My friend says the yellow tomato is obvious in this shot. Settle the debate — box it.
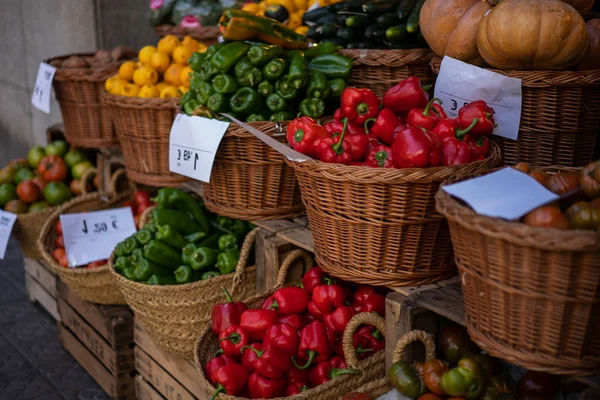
[163,63,184,86]
[295,25,309,35]
[121,83,140,97]
[178,85,189,94]
[172,45,193,65]
[288,11,303,29]
[181,36,206,53]
[155,81,169,93]
[159,85,180,98]
[293,0,307,11]
[118,61,138,81]
[104,75,122,92]
[157,35,181,56]
[133,65,159,86]
[242,3,263,13]
[179,66,193,87]
[138,84,159,98]
[138,45,157,65]
[150,51,171,73]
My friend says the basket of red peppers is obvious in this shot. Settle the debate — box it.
[283,76,502,289]
[194,250,389,399]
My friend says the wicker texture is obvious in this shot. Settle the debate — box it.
[431,57,600,167]
[37,191,131,304]
[14,206,58,259]
[340,48,436,98]
[202,121,304,220]
[101,93,187,187]
[47,53,119,149]
[111,228,260,360]
[286,143,501,288]
[154,24,219,44]
[436,168,600,375]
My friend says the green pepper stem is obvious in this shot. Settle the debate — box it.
[372,329,382,340]
[332,118,348,155]
[222,287,233,303]
[214,349,224,357]
[211,384,225,400]
[456,118,478,141]
[240,345,264,357]
[330,368,361,379]
[423,98,442,117]
[269,299,280,311]
[364,118,376,134]
[356,346,374,355]
[375,151,388,168]
[219,332,240,344]
[421,84,433,91]
[356,102,369,115]
[292,350,317,370]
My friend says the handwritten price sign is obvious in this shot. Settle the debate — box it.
[31,62,57,114]
[0,210,17,259]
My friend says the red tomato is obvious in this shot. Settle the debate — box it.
[134,190,151,206]
[122,200,137,215]
[37,155,68,182]
[17,180,41,203]
[69,179,83,196]
[55,220,63,236]
[52,248,68,267]
[31,176,47,192]
[88,260,107,268]
[418,395,443,400]
[54,235,64,249]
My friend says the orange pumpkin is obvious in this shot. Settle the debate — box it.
[578,19,600,70]
[477,0,589,70]
[562,0,595,16]
[420,0,493,65]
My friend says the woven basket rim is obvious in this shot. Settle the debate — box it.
[17,204,60,220]
[154,24,220,39]
[340,48,434,67]
[101,91,180,109]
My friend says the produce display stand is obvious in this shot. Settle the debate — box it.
[24,257,60,321]
[56,280,135,399]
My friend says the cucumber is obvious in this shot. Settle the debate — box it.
[336,13,349,25]
[303,7,333,24]
[337,26,360,42]
[365,24,382,39]
[397,0,417,22]
[307,25,323,41]
[376,13,399,29]
[342,0,367,12]
[346,13,371,28]
[371,29,387,43]
[385,25,408,43]
[316,13,337,25]
[363,0,401,16]
[327,2,347,12]
[406,0,425,33]
[318,23,341,38]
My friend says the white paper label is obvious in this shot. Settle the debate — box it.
[169,114,230,183]
[31,62,57,114]
[0,210,17,260]
[434,56,522,140]
[442,168,559,220]
[60,207,137,267]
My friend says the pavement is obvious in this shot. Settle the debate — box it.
[0,237,110,400]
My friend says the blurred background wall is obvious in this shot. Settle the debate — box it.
[0,0,155,165]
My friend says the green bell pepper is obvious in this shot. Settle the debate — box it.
[143,240,182,269]
[198,233,221,249]
[174,265,201,284]
[216,250,240,275]
[230,87,263,115]
[204,42,227,59]
[122,267,138,281]
[215,216,236,232]
[275,78,298,101]
[147,275,178,286]
[211,42,251,73]
[212,74,239,94]
[114,256,133,271]
[189,52,206,73]
[185,231,208,243]
[207,92,230,113]
[151,187,177,208]
[121,236,140,256]
[144,221,158,233]
[257,80,274,97]
[201,270,222,280]
[270,111,294,121]
[230,220,249,236]
[131,248,144,264]
[114,242,127,257]
[300,98,325,118]
[163,189,211,232]
[235,57,263,87]
[151,208,202,235]
[189,73,204,92]
[308,54,353,79]
[156,224,189,249]
[248,44,282,66]
[307,70,330,99]
[288,50,308,89]
[135,229,154,246]
[134,257,171,281]
[190,247,218,270]
[266,93,287,112]
[192,106,215,118]
[182,243,197,265]
[247,112,270,122]
[218,233,239,252]
[328,78,346,98]
[263,58,288,82]
[199,59,218,82]
[183,99,200,115]
[304,41,338,59]
[197,82,215,105]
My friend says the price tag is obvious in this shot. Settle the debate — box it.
[169,114,230,183]
[60,207,137,267]
[434,56,522,140]
[0,210,17,260]
[31,62,57,114]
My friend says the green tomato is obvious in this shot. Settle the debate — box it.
[14,168,36,185]
[28,146,46,168]
[43,181,72,206]
[45,140,69,157]
[71,161,94,179]
[0,183,18,207]
[441,367,484,399]
[0,167,16,184]
[387,360,426,399]
[29,201,51,212]
[64,149,89,168]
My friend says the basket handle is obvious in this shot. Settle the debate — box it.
[342,312,386,369]
[108,168,135,195]
[231,227,260,295]
[273,249,314,290]
[139,205,156,229]
[80,168,97,195]
[392,330,436,364]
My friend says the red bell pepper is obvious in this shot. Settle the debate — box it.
[210,363,249,399]
[364,144,394,168]
[406,98,443,131]
[324,120,369,161]
[211,287,248,335]
[241,342,262,372]
[392,126,442,168]
[358,292,386,317]
[431,118,477,143]
[264,287,310,315]
[312,278,347,314]
[308,301,327,321]
[263,322,299,357]
[334,338,345,358]
[467,136,490,160]
[218,325,250,356]
[316,118,352,164]
[285,382,308,395]
[277,314,308,331]
[442,134,472,166]
[293,321,334,369]
[205,354,238,385]
[287,366,309,384]
[248,372,286,399]
[302,267,326,294]
[325,120,366,136]
[334,108,343,121]
[457,100,495,136]
[353,286,376,307]
[286,116,330,158]
[383,76,431,115]
[364,108,401,146]
[240,345,292,379]
[353,326,385,360]
[324,305,356,335]
[308,357,360,387]
[340,88,381,125]
[240,309,278,342]
[432,103,447,119]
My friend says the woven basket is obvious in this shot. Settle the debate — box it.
[110,228,260,360]
[154,24,219,44]
[340,48,436,99]
[101,92,187,187]
[436,167,600,375]
[202,121,304,220]
[46,53,119,149]
[431,57,600,167]
[285,143,502,288]
[195,310,386,400]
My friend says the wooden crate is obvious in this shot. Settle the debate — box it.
[96,147,125,194]
[134,320,209,400]
[24,257,60,321]
[56,281,135,399]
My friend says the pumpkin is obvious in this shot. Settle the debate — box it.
[562,0,595,16]
[477,0,589,70]
[578,19,600,70]
[420,0,493,65]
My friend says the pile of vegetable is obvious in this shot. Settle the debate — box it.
[0,141,95,214]
[112,188,254,285]
[304,0,428,49]
[148,0,243,29]
[514,160,600,231]
[48,46,136,69]
[181,38,353,121]
[205,267,386,398]
[286,76,494,167]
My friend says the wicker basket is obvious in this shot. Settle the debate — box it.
[46,53,119,149]
[195,310,386,400]
[154,24,219,45]
[101,92,187,187]
[285,143,502,288]
[202,121,304,220]
[340,48,436,99]
[435,167,600,375]
[110,228,260,360]
[431,57,600,167]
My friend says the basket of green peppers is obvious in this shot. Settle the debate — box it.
[109,187,260,359]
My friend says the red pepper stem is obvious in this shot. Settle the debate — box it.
[330,368,361,379]
[292,350,317,370]
[421,84,433,91]
[214,349,224,357]
[211,384,225,400]
[423,98,442,117]
[240,345,264,358]
[372,329,382,340]
[456,118,478,141]
[356,346,374,355]
[222,287,233,303]
[356,102,369,115]
[331,118,348,155]
[364,118,376,134]
[219,332,241,344]
[269,299,280,311]
[375,151,388,168]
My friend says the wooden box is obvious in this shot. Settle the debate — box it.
[24,257,60,321]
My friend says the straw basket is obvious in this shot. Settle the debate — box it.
[154,24,219,45]
[340,48,436,98]
[285,143,502,288]
[101,93,187,187]
[431,57,600,167]
[110,228,259,359]
[195,310,386,400]
[436,167,600,375]
[202,121,304,220]
[46,53,119,149]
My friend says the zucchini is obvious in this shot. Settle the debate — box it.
[365,24,382,39]
[385,25,408,43]
[337,26,360,42]
[336,13,349,25]
[397,0,417,22]
[371,29,387,43]
[363,0,401,16]
[406,0,425,33]
[307,25,323,41]
[316,13,337,25]
[376,13,399,29]
[327,2,347,12]
[303,7,333,24]
[346,13,371,28]
[318,23,341,38]
[342,0,367,12]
